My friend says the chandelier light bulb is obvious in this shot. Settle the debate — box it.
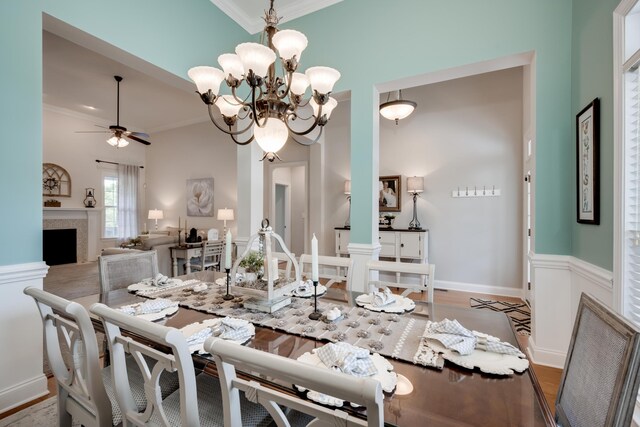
[187,66,225,95]
[235,42,276,77]
[217,53,245,81]
[310,96,338,119]
[305,66,341,94]
[215,95,243,117]
[254,119,288,154]
[272,29,308,62]
[288,72,310,96]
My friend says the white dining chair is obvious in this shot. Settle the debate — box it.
[98,250,159,293]
[90,303,273,427]
[191,240,224,272]
[299,254,354,291]
[365,259,435,302]
[24,287,179,427]
[205,337,384,427]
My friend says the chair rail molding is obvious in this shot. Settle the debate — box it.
[528,252,613,368]
[0,261,49,412]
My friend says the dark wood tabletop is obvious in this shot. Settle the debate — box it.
[74,272,554,427]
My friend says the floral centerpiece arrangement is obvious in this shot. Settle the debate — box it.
[239,250,264,281]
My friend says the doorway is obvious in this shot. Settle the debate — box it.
[269,162,308,257]
[275,183,288,251]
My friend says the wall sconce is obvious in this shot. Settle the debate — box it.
[344,180,351,228]
[217,208,235,236]
[148,209,164,231]
[407,176,424,230]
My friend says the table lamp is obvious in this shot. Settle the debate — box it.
[217,208,234,236]
[407,176,424,230]
[344,180,351,228]
[148,209,164,231]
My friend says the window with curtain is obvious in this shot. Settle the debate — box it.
[620,0,640,325]
[103,175,118,238]
[117,164,139,239]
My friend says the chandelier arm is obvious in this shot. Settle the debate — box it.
[290,126,324,146]
[230,132,255,146]
[250,86,270,129]
[285,103,324,136]
[230,86,251,107]
[275,69,294,101]
[207,105,254,136]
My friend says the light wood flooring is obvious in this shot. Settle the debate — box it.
[1,264,562,420]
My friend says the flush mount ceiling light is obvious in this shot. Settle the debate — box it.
[379,89,417,125]
[188,0,341,162]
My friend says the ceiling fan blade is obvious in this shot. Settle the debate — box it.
[75,130,112,133]
[125,131,150,139]
[94,124,109,129]
[125,134,151,146]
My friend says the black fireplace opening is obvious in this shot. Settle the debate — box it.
[43,228,77,265]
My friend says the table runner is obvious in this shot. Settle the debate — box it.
[133,281,435,367]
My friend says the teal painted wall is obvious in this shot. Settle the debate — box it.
[0,0,246,266]
[571,0,619,270]
[288,0,574,253]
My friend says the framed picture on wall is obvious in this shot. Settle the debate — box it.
[576,98,599,224]
[379,175,401,212]
[186,178,214,217]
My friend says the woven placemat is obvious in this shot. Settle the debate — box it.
[136,282,429,366]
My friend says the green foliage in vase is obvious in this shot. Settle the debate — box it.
[239,250,264,273]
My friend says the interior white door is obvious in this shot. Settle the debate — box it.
[275,183,288,251]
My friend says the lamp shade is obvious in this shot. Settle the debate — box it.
[407,176,424,193]
[310,97,338,119]
[217,53,244,81]
[148,209,164,220]
[217,208,234,221]
[305,66,341,94]
[187,66,225,95]
[254,119,288,153]
[272,29,308,61]
[107,136,129,148]
[344,180,351,195]
[288,72,310,96]
[235,42,276,77]
[380,100,417,121]
[215,95,243,117]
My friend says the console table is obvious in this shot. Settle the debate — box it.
[334,227,429,264]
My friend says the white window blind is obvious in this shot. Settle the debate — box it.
[624,63,640,325]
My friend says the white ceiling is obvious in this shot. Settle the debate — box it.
[43,31,208,135]
[210,0,343,34]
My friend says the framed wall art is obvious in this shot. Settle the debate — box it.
[576,98,599,224]
[379,175,401,212]
[187,178,214,217]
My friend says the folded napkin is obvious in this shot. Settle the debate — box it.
[186,327,213,345]
[315,342,378,377]
[118,298,177,316]
[212,317,253,342]
[371,287,396,307]
[141,273,171,287]
[297,280,313,295]
[424,319,524,357]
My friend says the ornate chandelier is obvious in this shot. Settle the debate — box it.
[188,0,341,162]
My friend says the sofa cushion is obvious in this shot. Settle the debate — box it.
[142,236,178,250]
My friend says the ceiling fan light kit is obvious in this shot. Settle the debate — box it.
[188,0,340,162]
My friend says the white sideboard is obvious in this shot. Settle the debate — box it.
[334,228,429,264]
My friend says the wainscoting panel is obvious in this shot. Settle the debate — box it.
[529,253,613,368]
[0,262,49,413]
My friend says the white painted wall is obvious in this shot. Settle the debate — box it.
[145,121,238,235]
[379,68,524,291]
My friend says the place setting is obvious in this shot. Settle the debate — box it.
[116,298,179,321]
[295,341,398,407]
[179,316,255,354]
[355,285,415,313]
[287,279,327,298]
[127,273,184,294]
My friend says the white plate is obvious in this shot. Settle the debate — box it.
[179,318,255,354]
[355,293,415,313]
[288,284,327,298]
[127,278,183,293]
[295,349,397,407]
[118,303,179,322]
[426,340,529,375]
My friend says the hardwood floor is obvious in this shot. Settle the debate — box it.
[2,266,562,421]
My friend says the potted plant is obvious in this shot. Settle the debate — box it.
[239,250,264,282]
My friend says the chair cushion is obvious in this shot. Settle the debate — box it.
[102,356,180,426]
[151,374,273,427]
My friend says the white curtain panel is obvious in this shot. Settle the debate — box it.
[117,164,139,239]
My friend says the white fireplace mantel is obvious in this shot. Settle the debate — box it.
[43,207,102,261]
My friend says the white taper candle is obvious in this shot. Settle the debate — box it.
[311,234,319,281]
[225,230,232,269]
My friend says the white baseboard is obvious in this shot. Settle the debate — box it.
[0,374,48,414]
[434,279,524,299]
[526,336,566,369]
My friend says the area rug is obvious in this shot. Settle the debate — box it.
[0,397,80,427]
[469,298,531,336]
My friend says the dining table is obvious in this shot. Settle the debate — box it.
[74,270,555,427]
